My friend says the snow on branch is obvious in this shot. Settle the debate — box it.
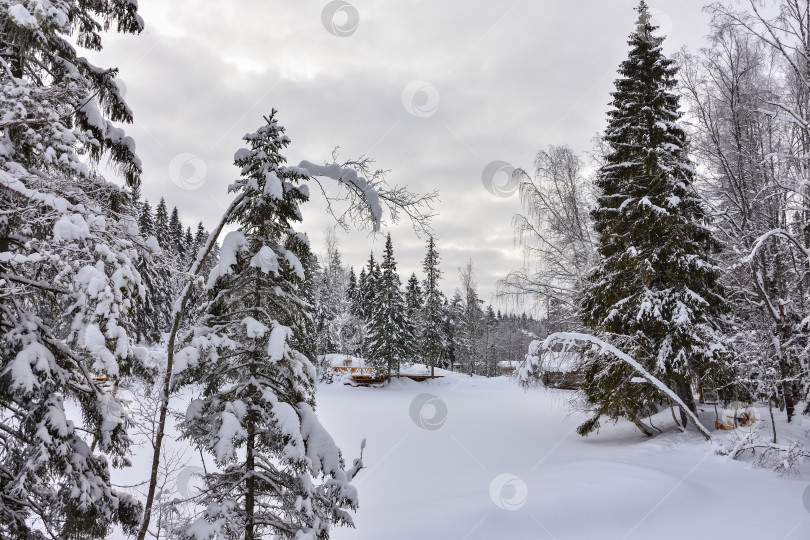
[715,430,809,476]
[298,150,437,236]
[541,332,713,441]
[741,228,810,265]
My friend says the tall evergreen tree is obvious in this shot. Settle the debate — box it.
[578,1,728,436]
[193,221,208,259]
[420,236,444,376]
[0,1,145,537]
[347,267,358,312]
[443,293,464,371]
[365,234,409,378]
[130,183,142,215]
[134,200,174,343]
[176,111,359,539]
[169,206,184,258]
[354,267,367,319]
[357,252,378,322]
[183,226,195,266]
[404,272,423,361]
[139,199,154,237]
[154,198,171,250]
[483,305,498,377]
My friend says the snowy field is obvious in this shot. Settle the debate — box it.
[314,369,810,540]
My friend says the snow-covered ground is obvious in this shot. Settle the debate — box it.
[110,365,810,539]
[316,368,810,540]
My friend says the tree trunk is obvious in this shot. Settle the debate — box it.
[675,379,693,428]
[245,416,255,540]
[669,399,684,431]
[624,405,655,437]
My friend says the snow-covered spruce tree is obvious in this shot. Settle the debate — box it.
[139,199,154,237]
[578,2,729,436]
[356,252,378,323]
[169,206,184,259]
[442,292,463,371]
[404,272,422,361]
[365,234,410,378]
[175,112,359,540]
[183,226,194,266]
[129,195,172,344]
[154,197,171,251]
[0,0,146,537]
[346,267,358,312]
[420,236,444,375]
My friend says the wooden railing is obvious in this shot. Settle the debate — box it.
[331,365,375,376]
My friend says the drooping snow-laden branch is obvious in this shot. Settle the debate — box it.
[298,153,438,236]
[539,332,713,441]
[741,228,810,266]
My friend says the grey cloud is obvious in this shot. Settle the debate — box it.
[91,0,711,306]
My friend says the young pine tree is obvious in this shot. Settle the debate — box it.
[175,112,359,539]
[578,1,728,436]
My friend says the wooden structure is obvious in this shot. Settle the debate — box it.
[331,365,375,377]
[330,364,443,385]
[541,371,582,390]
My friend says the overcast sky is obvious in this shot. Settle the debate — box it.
[91,0,712,309]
